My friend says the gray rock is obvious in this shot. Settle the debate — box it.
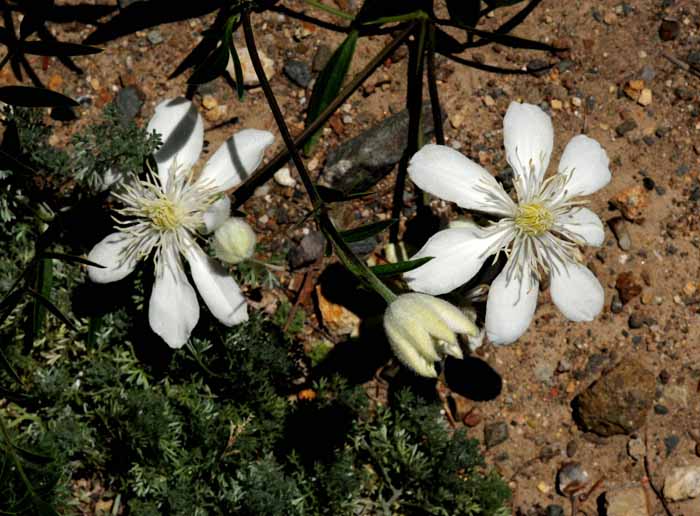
[616,120,637,136]
[628,312,643,329]
[283,60,312,88]
[605,486,647,516]
[557,462,589,495]
[113,86,143,123]
[147,30,164,45]
[483,421,509,448]
[573,359,655,436]
[287,231,325,269]
[664,465,700,501]
[312,45,333,72]
[609,217,631,251]
[640,65,656,82]
[322,103,439,194]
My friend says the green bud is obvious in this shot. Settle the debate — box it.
[212,218,256,264]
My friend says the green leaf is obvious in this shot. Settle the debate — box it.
[339,219,396,243]
[0,86,78,107]
[39,252,105,268]
[370,257,432,278]
[24,287,76,331]
[303,29,358,154]
[187,43,230,84]
[228,44,246,100]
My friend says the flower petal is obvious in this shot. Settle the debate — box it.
[503,102,553,199]
[202,196,231,233]
[147,98,204,188]
[405,225,513,295]
[549,261,604,322]
[149,248,199,349]
[408,144,514,216]
[87,232,139,283]
[557,134,610,198]
[197,129,274,192]
[384,315,438,377]
[185,243,248,326]
[485,266,539,345]
[555,207,605,247]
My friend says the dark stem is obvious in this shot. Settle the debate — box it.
[242,11,396,303]
[426,26,444,146]
[389,19,426,243]
[231,20,417,208]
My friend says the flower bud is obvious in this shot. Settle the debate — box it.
[383,293,478,377]
[212,217,256,264]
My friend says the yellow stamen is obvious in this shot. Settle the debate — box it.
[145,199,184,230]
[514,202,554,236]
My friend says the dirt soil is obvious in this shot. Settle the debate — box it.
[5,0,700,514]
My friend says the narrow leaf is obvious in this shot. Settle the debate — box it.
[303,29,358,154]
[32,258,53,337]
[339,219,396,243]
[0,85,77,107]
[370,257,433,278]
[228,44,245,100]
[21,40,102,57]
[40,252,104,268]
[24,287,76,331]
[188,43,230,85]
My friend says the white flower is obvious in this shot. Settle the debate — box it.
[405,101,611,345]
[383,293,478,378]
[87,97,274,348]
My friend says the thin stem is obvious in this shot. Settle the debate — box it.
[242,12,397,305]
[389,19,427,243]
[303,0,354,21]
[231,21,417,207]
[426,26,444,146]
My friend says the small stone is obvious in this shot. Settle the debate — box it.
[228,46,276,87]
[48,74,63,91]
[659,19,680,41]
[484,421,509,448]
[482,95,496,107]
[283,60,312,88]
[557,462,589,495]
[557,358,572,373]
[315,284,360,336]
[146,30,164,45]
[608,217,631,251]
[573,359,655,436]
[603,11,617,25]
[612,185,649,222]
[312,44,333,72]
[545,504,565,516]
[201,95,218,110]
[566,440,578,458]
[605,486,647,516]
[610,293,624,313]
[654,404,669,415]
[113,86,143,123]
[287,231,325,269]
[616,120,637,137]
[664,435,680,456]
[616,272,642,304]
[550,99,563,110]
[628,313,644,329]
[640,65,656,82]
[627,437,645,461]
[637,88,652,106]
[526,59,550,76]
[664,466,700,501]
[537,481,551,494]
[273,167,296,188]
[642,177,655,190]
[462,409,482,427]
[571,96,582,107]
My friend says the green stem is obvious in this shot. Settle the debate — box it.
[242,12,397,305]
[302,0,355,21]
[231,21,416,208]
[389,19,427,243]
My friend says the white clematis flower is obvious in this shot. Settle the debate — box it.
[383,293,478,378]
[406,101,611,345]
[87,97,274,349]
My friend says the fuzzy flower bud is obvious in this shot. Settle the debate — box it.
[383,293,478,378]
[212,217,256,264]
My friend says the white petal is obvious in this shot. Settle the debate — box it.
[557,134,610,198]
[503,102,553,198]
[405,225,512,296]
[384,316,437,378]
[555,207,605,247]
[422,296,477,336]
[549,261,604,322]
[149,248,199,349]
[185,244,248,326]
[485,266,539,345]
[147,97,204,187]
[87,232,139,283]
[202,196,231,233]
[196,129,274,192]
[408,144,514,216]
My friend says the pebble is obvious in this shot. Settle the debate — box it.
[654,404,669,415]
[616,272,642,304]
[605,486,648,516]
[228,46,275,87]
[550,99,563,110]
[610,293,624,313]
[574,360,655,436]
[566,440,578,458]
[557,462,589,495]
[664,435,680,456]
[609,217,631,251]
[526,59,550,76]
[664,465,700,501]
[640,65,656,82]
[616,120,637,136]
[659,19,680,41]
[612,185,649,222]
[637,88,652,106]
[146,30,163,45]
[545,505,565,516]
[287,231,325,269]
[283,60,312,88]
[312,44,332,72]
[627,437,645,461]
[273,167,296,188]
[628,313,643,329]
[483,421,509,448]
[113,86,143,123]
[201,95,217,110]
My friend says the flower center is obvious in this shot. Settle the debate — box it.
[514,202,554,236]
[145,198,185,231]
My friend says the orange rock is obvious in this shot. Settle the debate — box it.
[612,185,649,222]
[48,74,63,91]
[315,284,360,336]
